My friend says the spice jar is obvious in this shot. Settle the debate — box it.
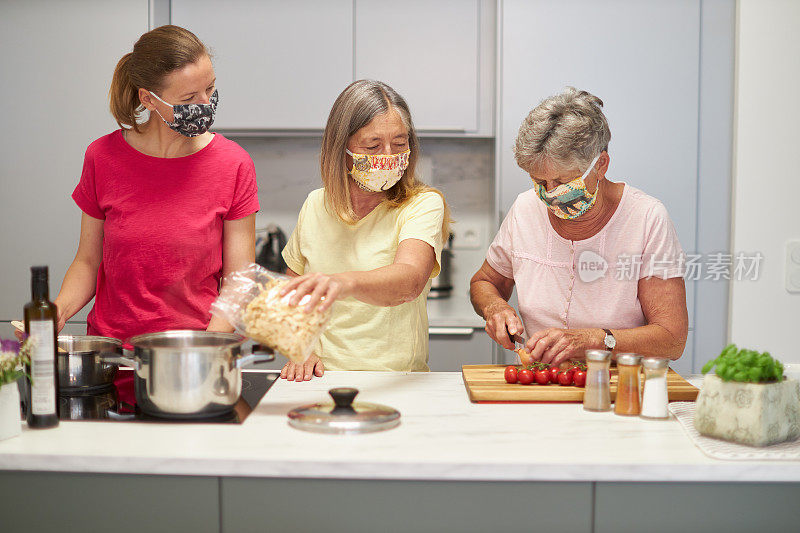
[583,350,612,412]
[614,353,642,416]
[640,358,670,419]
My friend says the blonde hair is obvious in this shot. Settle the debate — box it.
[320,80,451,239]
[513,87,611,174]
[109,25,209,133]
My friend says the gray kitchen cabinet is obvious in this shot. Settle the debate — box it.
[0,1,148,321]
[496,0,735,372]
[428,327,493,371]
[594,482,800,533]
[221,477,592,533]
[355,0,495,135]
[171,0,354,130]
[173,0,495,135]
[0,471,219,533]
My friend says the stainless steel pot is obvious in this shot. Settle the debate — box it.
[101,330,274,418]
[58,335,123,390]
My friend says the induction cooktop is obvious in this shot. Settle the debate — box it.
[23,369,279,424]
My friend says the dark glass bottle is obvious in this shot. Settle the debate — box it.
[23,266,59,428]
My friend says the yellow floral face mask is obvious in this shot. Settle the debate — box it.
[533,154,601,220]
[346,149,410,192]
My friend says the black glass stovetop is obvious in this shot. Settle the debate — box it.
[50,369,278,424]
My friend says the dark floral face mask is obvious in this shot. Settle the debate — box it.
[148,89,219,137]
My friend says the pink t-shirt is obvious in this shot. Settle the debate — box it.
[72,130,259,341]
[486,184,684,338]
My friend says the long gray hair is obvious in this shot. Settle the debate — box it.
[320,79,450,238]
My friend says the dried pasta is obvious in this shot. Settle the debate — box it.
[243,278,330,363]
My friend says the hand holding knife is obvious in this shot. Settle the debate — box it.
[506,326,532,365]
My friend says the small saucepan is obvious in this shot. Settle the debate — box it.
[57,335,123,391]
[100,330,275,419]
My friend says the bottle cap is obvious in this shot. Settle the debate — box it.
[642,357,669,370]
[31,265,48,280]
[585,349,611,362]
[616,353,642,366]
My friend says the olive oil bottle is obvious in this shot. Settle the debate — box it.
[23,266,59,428]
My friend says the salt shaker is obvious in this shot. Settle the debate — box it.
[614,353,642,416]
[583,350,612,412]
[640,357,670,419]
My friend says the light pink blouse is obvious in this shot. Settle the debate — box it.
[486,184,685,337]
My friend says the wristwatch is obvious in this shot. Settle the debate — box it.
[602,328,616,350]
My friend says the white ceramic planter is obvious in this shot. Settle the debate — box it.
[695,374,800,447]
[0,381,22,441]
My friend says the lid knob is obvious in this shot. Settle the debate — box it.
[329,387,358,411]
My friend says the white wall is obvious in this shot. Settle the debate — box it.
[730,0,800,361]
[0,1,148,321]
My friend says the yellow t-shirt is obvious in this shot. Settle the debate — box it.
[282,188,445,371]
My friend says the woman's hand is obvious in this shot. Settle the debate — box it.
[483,301,525,351]
[280,272,351,313]
[525,328,603,367]
[280,354,325,382]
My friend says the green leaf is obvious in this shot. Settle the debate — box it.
[722,344,737,357]
[701,359,716,374]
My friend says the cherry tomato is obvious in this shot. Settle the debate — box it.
[558,371,573,386]
[534,369,550,385]
[504,365,518,384]
[564,368,576,382]
[574,370,587,388]
[549,366,561,384]
[517,369,534,385]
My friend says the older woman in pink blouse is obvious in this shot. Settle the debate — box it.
[470,88,688,367]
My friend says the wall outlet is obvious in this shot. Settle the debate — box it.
[453,222,482,250]
[786,240,800,293]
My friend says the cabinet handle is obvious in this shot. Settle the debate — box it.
[429,327,474,336]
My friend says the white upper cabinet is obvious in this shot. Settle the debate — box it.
[172,0,354,130]
[355,0,483,133]
[172,0,493,135]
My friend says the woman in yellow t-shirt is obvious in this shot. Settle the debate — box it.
[279,79,451,381]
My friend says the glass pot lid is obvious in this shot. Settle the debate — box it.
[287,388,400,434]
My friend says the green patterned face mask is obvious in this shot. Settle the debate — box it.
[533,154,601,220]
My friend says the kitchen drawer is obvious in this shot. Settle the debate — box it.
[595,482,800,533]
[0,472,219,533]
[222,477,592,533]
[428,327,492,371]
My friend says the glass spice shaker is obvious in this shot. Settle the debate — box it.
[640,357,670,419]
[614,353,642,416]
[583,350,612,412]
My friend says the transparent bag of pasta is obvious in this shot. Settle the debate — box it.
[210,263,331,364]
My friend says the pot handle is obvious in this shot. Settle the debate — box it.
[236,344,276,368]
[99,352,139,370]
[106,410,136,421]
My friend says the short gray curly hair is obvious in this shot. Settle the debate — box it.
[513,87,611,175]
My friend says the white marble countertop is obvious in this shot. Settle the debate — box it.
[1,371,798,482]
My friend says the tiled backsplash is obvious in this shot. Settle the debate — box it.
[234,136,495,326]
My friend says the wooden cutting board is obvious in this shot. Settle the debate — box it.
[462,364,699,403]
